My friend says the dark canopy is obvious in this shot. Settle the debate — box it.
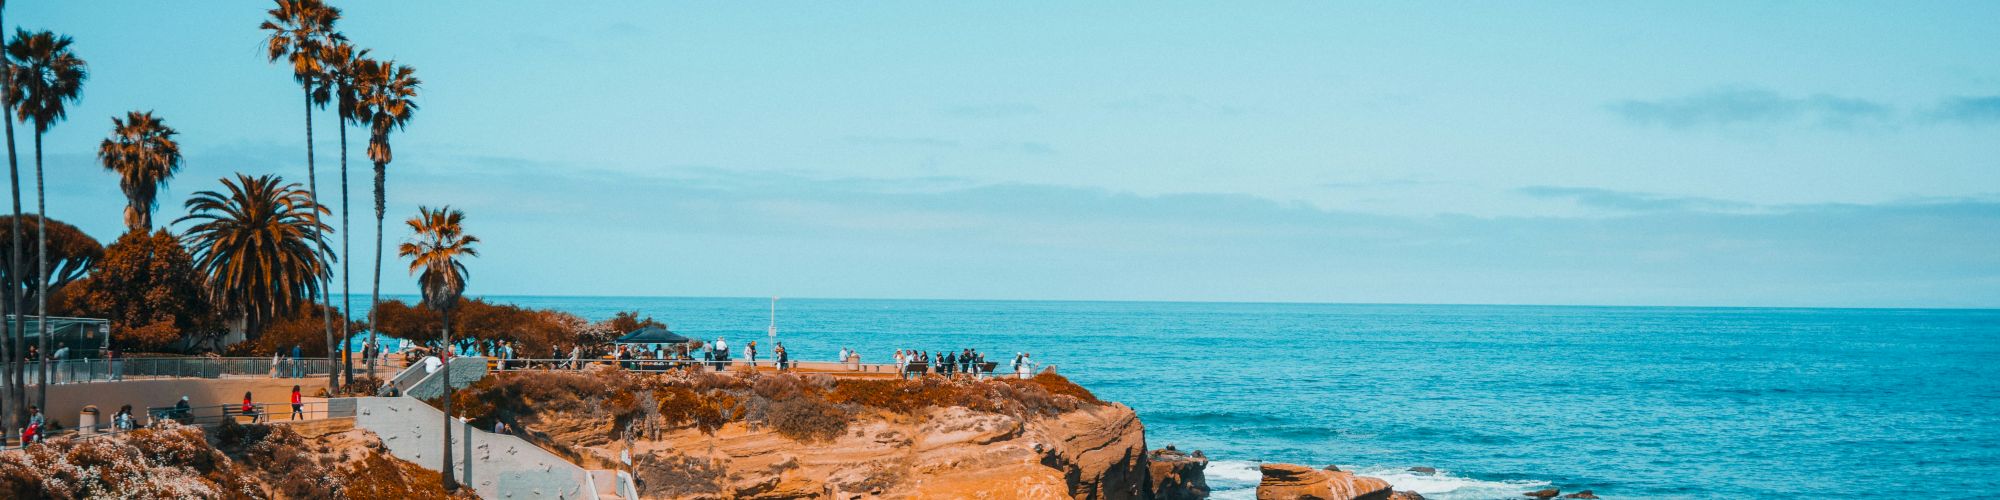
[615,325,691,344]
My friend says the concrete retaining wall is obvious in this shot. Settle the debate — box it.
[354,396,594,499]
[38,377,329,430]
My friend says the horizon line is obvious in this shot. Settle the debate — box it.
[334,292,2000,313]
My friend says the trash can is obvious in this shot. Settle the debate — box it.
[78,405,99,435]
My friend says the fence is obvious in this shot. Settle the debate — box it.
[483,357,1040,379]
[0,399,354,449]
[8,357,337,385]
[142,399,350,428]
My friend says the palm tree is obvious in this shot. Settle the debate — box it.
[176,174,333,341]
[355,59,418,383]
[97,111,182,232]
[261,0,343,390]
[6,29,85,415]
[323,41,369,385]
[399,206,477,492]
[1,0,22,430]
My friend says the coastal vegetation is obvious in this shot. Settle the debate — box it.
[176,174,334,341]
[399,205,476,492]
[447,366,1110,458]
[9,27,87,422]
[96,111,181,232]
[0,0,486,445]
[261,0,344,394]
[63,229,212,351]
[0,419,475,499]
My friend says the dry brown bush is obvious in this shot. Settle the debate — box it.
[765,397,851,442]
[633,451,726,497]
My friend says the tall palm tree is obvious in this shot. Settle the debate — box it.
[176,174,333,341]
[0,0,22,430]
[322,41,369,385]
[97,111,182,232]
[6,29,85,414]
[355,59,418,382]
[261,0,343,390]
[399,206,477,493]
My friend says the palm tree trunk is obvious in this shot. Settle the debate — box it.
[440,305,457,492]
[340,121,353,387]
[33,130,48,414]
[304,84,336,393]
[369,161,384,384]
[0,4,20,432]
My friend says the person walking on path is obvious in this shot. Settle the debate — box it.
[746,340,759,368]
[291,345,304,378]
[774,342,788,370]
[290,385,305,420]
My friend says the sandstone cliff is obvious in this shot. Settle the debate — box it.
[454,368,1159,499]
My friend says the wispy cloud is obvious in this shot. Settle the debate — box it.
[1608,88,1893,130]
[1104,94,1243,116]
[1318,178,1453,190]
[942,102,1039,119]
[1516,186,1754,213]
[842,135,961,149]
[1927,95,2000,125]
[988,141,1056,155]
[51,144,2000,307]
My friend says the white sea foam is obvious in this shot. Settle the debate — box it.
[1203,460,1553,500]
[1348,465,1552,500]
[1205,460,1263,500]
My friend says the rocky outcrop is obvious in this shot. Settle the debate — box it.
[1256,463,1394,500]
[1523,488,1560,499]
[579,401,1148,499]
[1562,491,1598,499]
[1148,447,1208,500]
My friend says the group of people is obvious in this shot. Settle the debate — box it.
[892,349,1035,379]
[606,338,794,372]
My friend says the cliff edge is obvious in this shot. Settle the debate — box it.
[451,367,1162,499]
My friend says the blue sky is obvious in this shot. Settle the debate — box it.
[9,1,2000,307]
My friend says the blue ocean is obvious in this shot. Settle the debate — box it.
[366,296,2000,499]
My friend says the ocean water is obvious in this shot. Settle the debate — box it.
[375,296,2000,499]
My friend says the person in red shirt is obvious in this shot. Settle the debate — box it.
[290,385,304,420]
[242,392,259,423]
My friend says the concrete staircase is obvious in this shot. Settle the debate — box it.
[355,358,635,499]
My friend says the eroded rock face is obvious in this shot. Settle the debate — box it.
[1256,463,1394,500]
[609,403,1149,499]
[1148,448,1209,500]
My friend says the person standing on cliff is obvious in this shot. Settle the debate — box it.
[746,340,759,368]
[774,342,788,370]
[894,350,907,378]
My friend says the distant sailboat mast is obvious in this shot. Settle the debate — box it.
[768,296,779,338]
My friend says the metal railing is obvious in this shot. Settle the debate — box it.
[0,399,352,449]
[483,357,1040,379]
[142,400,345,428]
[8,357,338,385]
